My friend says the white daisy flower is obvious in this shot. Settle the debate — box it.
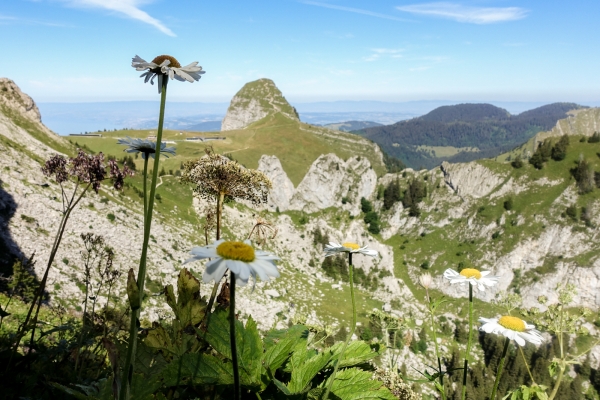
[443,268,499,292]
[184,239,279,286]
[324,242,378,258]
[132,55,205,93]
[479,316,544,346]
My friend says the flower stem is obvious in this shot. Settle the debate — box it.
[429,304,446,400]
[324,252,356,399]
[204,192,226,325]
[143,156,149,218]
[490,337,510,400]
[518,346,535,385]
[119,77,168,400]
[461,283,473,400]
[229,270,240,400]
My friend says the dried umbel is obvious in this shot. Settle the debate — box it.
[42,150,133,193]
[181,147,272,205]
[248,216,278,246]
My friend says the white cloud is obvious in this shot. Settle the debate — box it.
[300,1,413,22]
[67,0,175,36]
[397,2,528,24]
[364,48,404,62]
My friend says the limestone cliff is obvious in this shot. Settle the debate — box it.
[221,78,299,131]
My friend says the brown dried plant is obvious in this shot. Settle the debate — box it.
[247,215,278,247]
[181,146,272,238]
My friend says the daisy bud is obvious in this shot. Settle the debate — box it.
[419,272,433,289]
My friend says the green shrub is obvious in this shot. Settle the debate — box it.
[565,206,578,220]
[511,155,524,168]
[107,213,116,222]
[503,197,514,211]
[360,197,372,213]
[367,221,380,234]
[363,211,379,224]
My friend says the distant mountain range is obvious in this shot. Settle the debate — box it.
[354,102,587,169]
[38,99,600,136]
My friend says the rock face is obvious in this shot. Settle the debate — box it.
[441,161,505,199]
[258,153,377,216]
[0,78,43,124]
[221,78,299,131]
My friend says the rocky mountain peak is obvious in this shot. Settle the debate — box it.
[221,78,299,131]
[0,78,43,124]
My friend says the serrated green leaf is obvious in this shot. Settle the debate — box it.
[127,268,140,310]
[164,269,206,326]
[161,353,234,386]
[263,325,308,373]
[287,348,333,394]
[522,386,530,400]
[164,284,177,313]
[238,316,264,386]
[145,325,173,353]
[204,309,232,358]
[130,373,163,400]
[203,310,263,387]
[328,341,380,368]
[324,368,397,400]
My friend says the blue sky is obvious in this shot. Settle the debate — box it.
[2,0,599,103]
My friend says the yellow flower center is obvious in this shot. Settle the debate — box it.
[460,268,482,279]
[216,241,255,262]
[152,55,181,68]
[342,242,360,250]
[498,316,526,332]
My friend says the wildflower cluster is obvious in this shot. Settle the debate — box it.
[42,150,133,193]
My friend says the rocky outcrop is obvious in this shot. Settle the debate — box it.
[535,108,600,146]
[441,161,505,199]
[0,78,43,124]
[258,153,377,216]
[221,78,299,131]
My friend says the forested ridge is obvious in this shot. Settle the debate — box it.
[356,102,585,169]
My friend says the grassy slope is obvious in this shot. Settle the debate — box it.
[73,113,385,186]
[384,138,600,299]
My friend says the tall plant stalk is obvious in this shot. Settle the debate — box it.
[119,78,168,400]
[461,284,474,400]
[428,304,446,400]
[324,253,356,399]
[205,192,226,319]
[490,337,510,400]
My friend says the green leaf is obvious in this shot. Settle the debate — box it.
[164,269,206,327]
[145,324,173,354]
[328,341,381,368]
[204,310,263,387]
[127,268,141,310]
[237,316,264,387]
[548,361,559,378]
[130,373,163,400]
[161,353,234,386]
[324,368,396,400]
[263,325,308,373]
[204,309,232,358]
[287,347,333,394]
[0,304,10,318]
